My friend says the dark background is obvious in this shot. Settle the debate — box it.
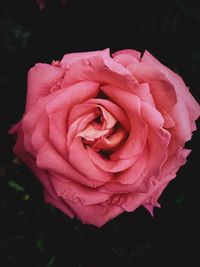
[0,0,200,266]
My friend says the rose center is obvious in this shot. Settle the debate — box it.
[77,106,127,153]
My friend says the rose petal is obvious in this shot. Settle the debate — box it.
[141,102,171,177]
[46,81,100,156]
[61,48,110,66]
[111,120,146,161]
[160,144,191,180]
[112,49,141,63]
[31,113,49,152]
[108,171,175,213]
[100,108,170,194]
[101,85,147,160]
[98,105,117,129]
[61,55,138,92]
[77,124,109,141]
[63,199,124,227]
[85,99,130,131]
[26,63,65,112]
[92,127,127,151]
[67,114,90,147]
[134,83,156,107]
[67,111,101,147]
[68,137,113,183]
[36,141,104,188]
[23,97,49,156]
[169,101,192,144]
[46,81,100,114]
[87,146,134,173]
[163,112,175,128]
[98,147,149,193]
[128,61,177,113]
[141,102,164,128]
[141,50,200,126]
[68,104,97,127]
[69,100,129,133]
[145,128,170,178]
[113,147,149,186]
[50,175,111,206]
[113,53,139,67]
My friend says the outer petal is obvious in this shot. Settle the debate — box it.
[31,112,49,152]
[25,63,65,112]
[140,102,171,178]
[50,175,111,206]
[141,50,200,127]
[61,48,134,84]
[61,49,110,66]
[61,55,138,92]
[108,172,175,213]
[23,81,99,158]
[112,49,141,63]
[63,199,124,227]
[23,97,50,156]
[133,83,156,107]
[128,62,177,113]
[160,144,191,181]
[169,101,192,144]
[12,124,57,198]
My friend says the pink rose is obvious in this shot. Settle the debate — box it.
[10,49,200,227]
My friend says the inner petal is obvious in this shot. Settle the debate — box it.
[92,127,127,151]
[77,124,110,141]
[98,105,117,129]
[67,111,100,148]
[77,105,117,143]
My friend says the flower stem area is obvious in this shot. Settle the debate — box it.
[0,0,200,266]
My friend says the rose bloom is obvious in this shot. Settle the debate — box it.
[10,49,200,227]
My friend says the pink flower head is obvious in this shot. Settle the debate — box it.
[10,49,200,227]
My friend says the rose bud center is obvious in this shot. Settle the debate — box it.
[77,106,127,155]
